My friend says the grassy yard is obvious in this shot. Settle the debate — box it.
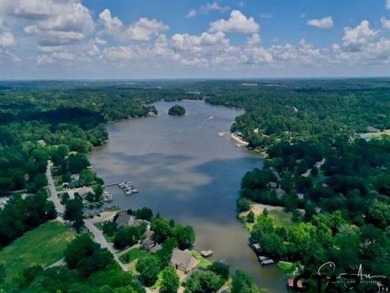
[268,210,293,228]
[0,221,76,285]
[94,222,115,242]
[191,250,212,269]
[241,209,293,230]
[277,261,299,277]
[119,248,149,264]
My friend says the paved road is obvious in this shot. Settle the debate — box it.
[84,219,127,271]
[46,161,127,271]
[46,161,65,214]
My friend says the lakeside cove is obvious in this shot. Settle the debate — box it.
[89,101,287,292]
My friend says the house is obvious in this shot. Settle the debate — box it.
[116,213,150,228]
[142,238,156,250]
[149,243,162,253]
[170,248,193,273]
[116,213,135,227]
[367,126,379,133]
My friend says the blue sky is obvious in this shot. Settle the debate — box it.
[0,0,390,79]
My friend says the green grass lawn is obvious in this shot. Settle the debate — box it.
[119,248,149,264]
[94,223,115,242]
[191,250,212,269]
[277,261,299,277]
[0,221,76,285]
[268,210,293,228]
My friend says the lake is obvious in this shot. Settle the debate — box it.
[89,100,287,292]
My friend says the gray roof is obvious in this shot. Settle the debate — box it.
[170,248,192,271]
[116,213,135,227]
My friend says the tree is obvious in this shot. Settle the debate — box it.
[160,267,179,293]
[368,201,390,228]
[232,270,259,293]
[64,233,98,269]
[134,207,153,221]
[175,225,195,250]
[208,261,230,280]
[136,256,161,286]
[68,153,90,174]
[247,211,255,223]
[261,233,286,259]
[79,169,95,186]
[64,198,84,231]
[156,238,178,266]
[0,263,6,284]
[237,197,251,212]
[113,226,138,249]
[184,270,222,293]
[168,105,186,116]
[152,217,173,243]
[102,221,118,237]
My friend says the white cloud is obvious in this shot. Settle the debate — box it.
[209,10,260,34]
[200,2,230,14]
[307,16,333,29]
[186,9,197,18]
[387,0,390,9]
[3,0,95,47]
[343,20,377,49]
[172,31,229,52]
[381,17,390,30]
[0,31,16,48]
[99,9,168,41]
[186,2,230,18]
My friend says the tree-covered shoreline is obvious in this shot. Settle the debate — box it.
[0,79,389,291]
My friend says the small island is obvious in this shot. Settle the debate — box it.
[168,104,186,116]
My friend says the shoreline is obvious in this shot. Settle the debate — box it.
[230,133,249,146]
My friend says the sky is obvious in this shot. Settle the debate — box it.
[0,0,390,79]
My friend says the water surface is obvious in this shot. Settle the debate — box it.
[90,101,286,292]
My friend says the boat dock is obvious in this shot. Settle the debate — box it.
[258,256,275,266]
[200,250,213,257]
[118,181,139,195]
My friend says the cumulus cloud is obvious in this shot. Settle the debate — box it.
[2,0,95,47]
[209,10,260,33]
[343,20,377,49]
[99,9,168,41]
[307,16,333,29]
[381,17,390,30]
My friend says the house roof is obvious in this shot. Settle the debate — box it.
[116,213,135,227]
[170,248,192,271]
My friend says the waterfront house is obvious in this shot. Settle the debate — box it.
[116,213,150,228]
[170,248,193,273]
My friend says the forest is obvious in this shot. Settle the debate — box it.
[0,79,389,291]
[201,79,390,290]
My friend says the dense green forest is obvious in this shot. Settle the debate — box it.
[198,79,390,290]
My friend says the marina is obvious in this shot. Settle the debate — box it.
[118,181,139,195]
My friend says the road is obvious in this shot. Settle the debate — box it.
[45,161,127,271]
[46,161,65,214]
[84,219,127,271]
